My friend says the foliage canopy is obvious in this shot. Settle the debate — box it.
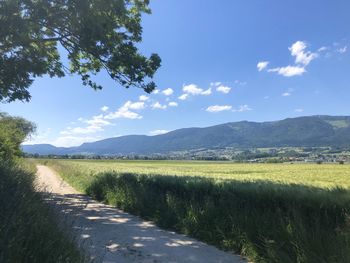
[0,0,161,102]
[0,112,35,162]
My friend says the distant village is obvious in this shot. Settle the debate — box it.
[25,146,350,164]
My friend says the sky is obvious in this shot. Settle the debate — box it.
[1,0,350,147]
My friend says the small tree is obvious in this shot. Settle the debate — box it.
[0,112,36,163]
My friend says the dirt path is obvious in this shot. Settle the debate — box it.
[35,165,246,263]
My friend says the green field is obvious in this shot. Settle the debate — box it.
[44,159,350,190]
[41,159,350,263]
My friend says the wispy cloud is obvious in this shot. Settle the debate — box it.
[201,88,212,95]
[105,101,143,120]
[295,108,304,112]
[257,61,269,71]
[151,102,167,110]
[61,114,112,135]
[168,101,178,107]
[268,66,306,77]
[101,106,109,112]
[233,105,252,112]
[206,105,232,112]
[183,84,204,95]
[52,135,102,147]
[182,84,212,96]
[337,46,347,54]
[139,95,149,101]
[125,101,145,110]
[149,129,169,136]
[216,85,231,94]
[178,94,189,100]
[282,92,291,97]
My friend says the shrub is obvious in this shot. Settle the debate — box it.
[0,163,83,262]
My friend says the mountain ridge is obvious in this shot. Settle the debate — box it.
[22,115,350,155]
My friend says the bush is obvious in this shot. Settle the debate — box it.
[86,172,350,263]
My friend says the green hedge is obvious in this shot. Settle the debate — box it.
[86,172,350,263]
[0,163,83,263]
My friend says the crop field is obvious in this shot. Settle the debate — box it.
[42,159,350,190]
[40,159,350,262]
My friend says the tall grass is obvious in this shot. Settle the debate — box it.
[44,159,350,263]
[86,173,350,263]
[0,161,83,263]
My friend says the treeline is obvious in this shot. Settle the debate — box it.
[25,149,349,163]
[0,113,83,262]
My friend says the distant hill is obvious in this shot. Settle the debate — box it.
[22,115,350,155]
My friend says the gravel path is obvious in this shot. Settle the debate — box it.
[35,165,246,263]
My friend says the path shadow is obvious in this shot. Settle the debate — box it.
[39,191,244,263]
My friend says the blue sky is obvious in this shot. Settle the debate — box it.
[1,0,350,147]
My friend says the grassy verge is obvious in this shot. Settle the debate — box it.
[43,159,350,263]
[0,161,83,263]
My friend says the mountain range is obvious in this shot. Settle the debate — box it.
[22,115,350,155]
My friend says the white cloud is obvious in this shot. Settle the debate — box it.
[264,41,319,78]
[282,92,291,97]
[268,66,306,77]
[295,108,304,112]
[151,102,167,110]
[105,101,143,120]
[149,129,169,136]
[69,126,103,134]
[289,41,318,66]
[124,101,145,110]
[168,101,178,107]
[52,136,102,147]
[183,84,203,95]
[61,114,112,135]
[210,82,222,87]
[182,84,213,97]
[153,89,160,94]
[318,46,328,52]
[257,61,269,71]
[139,95,149,101]
[178,94,189,100]
[101,106,109,112]
[337,46,347,54]
[201,88,212,95]
[206,105,232,113]
[234,80,247,86]
[216,85,231,94]
[86,114,111,127]
[233,105,252,112]
[162,88,174,96]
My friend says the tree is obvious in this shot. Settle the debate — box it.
[0,112,36,162]
[0,0,161,102]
